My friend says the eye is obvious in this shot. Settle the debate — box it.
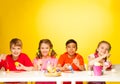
[12,47,15,50]
[106,48,109,51]
[100,46,104,49]
[73,46,76,48]
[17,47,21,50]
[41,47,44,49]
[46,47,49,49]
[67,46,71,48]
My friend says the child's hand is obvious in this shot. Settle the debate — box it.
[56,64,63,71]
[103,60,112,70]
[101,51,110,58]
[37,59,42,65]
[0,54,7,60]
[73,58,80,67]
[37,59,42,70]
[63,63,70,71]
[16,63,25,70]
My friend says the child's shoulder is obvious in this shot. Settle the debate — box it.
[50,58,57,63]
[50,57,57,61]
[60,52,70,59]
[19,53,29,58]
[20,53,27,55]
[6,54,11,57]
[76,53,82,56]
[33,58,39,64]
[75,53,84,60]
[6,54,12,59]
[61,52,68,56]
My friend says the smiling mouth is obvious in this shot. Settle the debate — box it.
[13,53,19,56]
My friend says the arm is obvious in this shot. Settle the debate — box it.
[103,60,112,70]
[32,59,39,71]
[88,53,110,66]
[73,56,85,71]
[19,53,34,71]
[16,63,33,71]
[57,63,71,71]
[33,59,42,70]
[22,66,33,71]
[57,54,67,71]
[77,65,85,71]
[0,54,7,70]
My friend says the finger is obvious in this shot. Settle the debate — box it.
[18,63,24,67]
[16,66,21,70]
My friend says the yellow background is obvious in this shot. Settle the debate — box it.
[0,0,120,84]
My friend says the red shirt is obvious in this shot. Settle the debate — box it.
[0,60,4,69]
[2,53,33,71]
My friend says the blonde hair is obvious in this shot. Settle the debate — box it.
[10,38,22,48]
[96,40,111,52]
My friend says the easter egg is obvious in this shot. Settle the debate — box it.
[15,62,20,66]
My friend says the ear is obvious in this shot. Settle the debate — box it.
[96,48,99,52]
[65,46,67,49]
[76,47,77,51]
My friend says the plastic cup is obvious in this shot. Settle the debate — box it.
[93,65,103,76]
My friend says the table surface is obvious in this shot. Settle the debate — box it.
[0,64,120,82]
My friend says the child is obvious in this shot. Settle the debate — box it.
[33,39,57,84]
[57,39,85,84]
[1,38,33,84]
[88,40,112,84]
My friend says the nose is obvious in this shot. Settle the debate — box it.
[102,49,107,54]
[14,49,19,53]
[70,48,73,50]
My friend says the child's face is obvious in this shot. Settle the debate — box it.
[40,43,50,57]
[10,45,22,57]
[97,43,110,55]
[66,43,77,56]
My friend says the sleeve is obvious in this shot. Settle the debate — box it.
[0,55,6,69]
[0,58,2,69]
[57,54,65,67]
[23,54,33,67]
[0,60,4,69]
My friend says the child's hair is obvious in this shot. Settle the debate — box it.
[10,38,22,48]
[96,40,111,52]
[66,39,78,49]
[36,39,57,59]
